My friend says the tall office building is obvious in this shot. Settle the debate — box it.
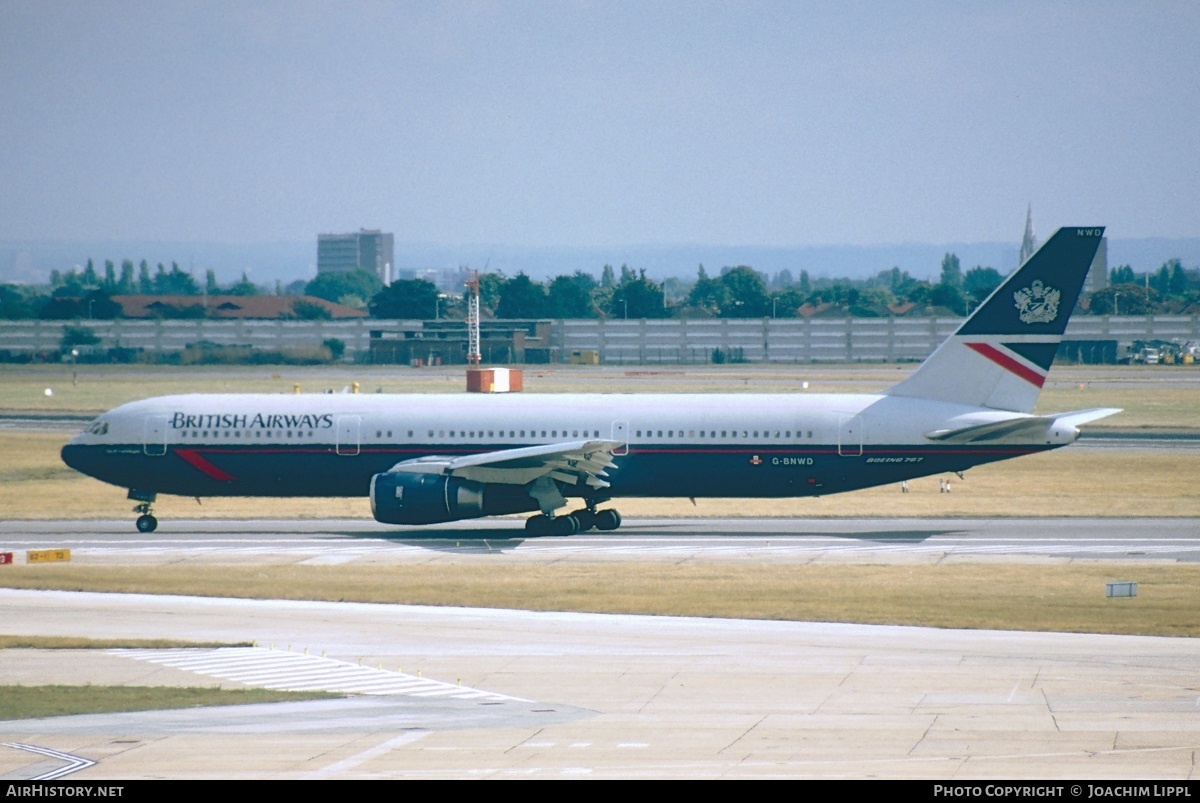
[317,229,394,283]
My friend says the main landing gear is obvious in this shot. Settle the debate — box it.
[128,489,158,533]
[524,505,622,536]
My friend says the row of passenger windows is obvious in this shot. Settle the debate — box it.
[635,429,816,439]
[423,429,602,439]
[416,429,815,440]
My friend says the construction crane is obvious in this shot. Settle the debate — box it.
[464,270,481,367]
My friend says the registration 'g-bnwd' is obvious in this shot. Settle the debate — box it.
[63,227,1117,535]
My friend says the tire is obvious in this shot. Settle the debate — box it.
[594,509,621,531]
[136,514,158,533]
[551,515,580,536]
[525,515,551,536]
[571,509,597,531]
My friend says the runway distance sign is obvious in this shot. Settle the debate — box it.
[27,548,71,563]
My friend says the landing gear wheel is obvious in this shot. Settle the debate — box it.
[525,515,551,536]
[594,509,622,531]
[525,514,580,536]
[550,515,580,536]
[131,495,158,534]
[570,509,597,532]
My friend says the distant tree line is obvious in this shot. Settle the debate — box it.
[4,253,1199,322]
[351,255,1125,322]
[0,258,293,320]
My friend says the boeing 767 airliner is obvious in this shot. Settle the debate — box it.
[62,227,1117,535]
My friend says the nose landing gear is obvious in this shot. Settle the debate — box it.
[128,489,158,533]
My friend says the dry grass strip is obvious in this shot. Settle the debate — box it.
[0,635,248,649]
[3,562,1196,637]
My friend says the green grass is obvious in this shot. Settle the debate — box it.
[0,685,338,721]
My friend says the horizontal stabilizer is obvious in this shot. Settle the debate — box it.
[925,408,1120,443]
[1046,407,1124,429]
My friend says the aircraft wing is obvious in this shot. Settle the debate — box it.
[924,408,1121,443]
[386,439,623,489]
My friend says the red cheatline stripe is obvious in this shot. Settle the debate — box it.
[965,342,1046,387]
[176,449,237,481]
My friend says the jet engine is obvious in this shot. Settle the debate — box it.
[369,471,539,525]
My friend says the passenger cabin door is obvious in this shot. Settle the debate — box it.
[611,420,629,455]
[838,415,863,457]
[143,415,168,457]
[336,415,361,456]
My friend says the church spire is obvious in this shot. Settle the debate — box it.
[1019,204,1038,266]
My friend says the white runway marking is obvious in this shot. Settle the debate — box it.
[1,742,96,780]
[111,647,527,701]
[300,731,430,780]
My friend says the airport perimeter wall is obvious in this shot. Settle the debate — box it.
[2,315,1198,364]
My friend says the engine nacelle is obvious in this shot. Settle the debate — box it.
[370,472,540,525]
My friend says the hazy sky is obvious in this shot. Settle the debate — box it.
[2,0,1197,248]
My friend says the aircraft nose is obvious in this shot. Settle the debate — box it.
[61,440,84,471]
[61,430,95,474]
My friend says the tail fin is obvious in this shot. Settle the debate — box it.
[886,226,1104,413]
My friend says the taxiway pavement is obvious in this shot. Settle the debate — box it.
[3,589,1200,780]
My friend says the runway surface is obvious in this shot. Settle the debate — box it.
[1,517,1199,779]
[2,516,1200,563]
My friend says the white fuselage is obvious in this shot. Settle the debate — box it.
[62,390,1066,501]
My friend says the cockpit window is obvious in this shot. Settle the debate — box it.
[86,420,109,436]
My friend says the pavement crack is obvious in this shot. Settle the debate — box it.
[1042,687,1061,732]
[507,727,545,755]
[719,715,765,755]
[909,715,937,756]
[638,671,679,714]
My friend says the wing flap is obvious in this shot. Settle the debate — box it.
[387,439,624,489]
